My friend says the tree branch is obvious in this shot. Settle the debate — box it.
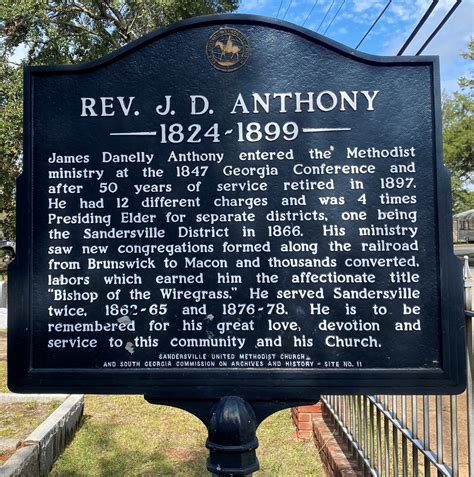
[64,22,103,39]
[65,2,121,48]
[92,0,130,42]
[126,11,140,40]
[70,2,105,23]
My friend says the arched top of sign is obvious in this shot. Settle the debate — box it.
[12,8,465,398]
[27,14,438,74]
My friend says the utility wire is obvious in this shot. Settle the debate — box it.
[324,0,346,35]
[317,0,336,32]
[397,0,439,55]
[355,0,392,50]
[302,0,320,26]
[283,0,294,19]
[416,0,462,55]
[276,0,285,18]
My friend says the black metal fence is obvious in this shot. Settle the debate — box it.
[322,257,473,476]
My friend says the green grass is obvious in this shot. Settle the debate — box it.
[454,252,474,265]
[0,401,59,440]
[0,362,6,393]
[0,357,60,441]
[0,332,322,475]
[50,395,323,477]
[0,329,6,392]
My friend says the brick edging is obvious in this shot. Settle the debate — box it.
[291,403,322,439]
[312,410,363,476]
[291,403,363,476]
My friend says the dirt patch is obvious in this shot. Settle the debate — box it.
[0,437,21,465]
[0,449,16,465]
[0,437,19,464]
[164,447,205,462]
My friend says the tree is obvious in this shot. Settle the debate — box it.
[0,56,22,239]
[0,0,239,238]
[442,38,474,214]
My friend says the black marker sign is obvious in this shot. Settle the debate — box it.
[9,15,465,398]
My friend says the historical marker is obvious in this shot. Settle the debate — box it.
[9,15,465,399]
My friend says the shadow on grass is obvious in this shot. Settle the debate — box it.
[52,414,208,477]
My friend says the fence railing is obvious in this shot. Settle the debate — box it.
[321,257,474,477]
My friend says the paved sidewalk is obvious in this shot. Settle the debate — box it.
[454,243,474,256]
[0,308,6,329]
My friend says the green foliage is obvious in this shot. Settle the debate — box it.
[442,38,474,214]
[458,38,474,90]
[1,1,239,64]
[451,177,474,214]
[0,0,239,238]
[0,57,22,238]
[443,91,473,180]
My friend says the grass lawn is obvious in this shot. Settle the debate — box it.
[0,401,59,440]
[0,331,59,464]
[0,330,7,393]
[0,332,323,476]
[457,253,474,266]
[0,361,6,393]
[453,248,474,266]
[1,357,59,442]
[465,252,474,264]
[50,395,323,477]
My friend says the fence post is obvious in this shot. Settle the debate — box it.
[463,257,473,477]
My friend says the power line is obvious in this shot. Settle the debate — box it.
[276,0,285,18]
[317,0,336,32]
[355,0,392,50]
[283,0,294,20]
[324,0,346,35]
[416,0,462,55]
[397,0,439,55]
[302,0,320,26]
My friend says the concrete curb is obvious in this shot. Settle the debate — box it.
[0,445,39,477]
[0,395,84,477]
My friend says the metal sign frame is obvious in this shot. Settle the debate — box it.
[8,14,465,399]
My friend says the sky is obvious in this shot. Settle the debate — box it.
[10,1,472,93]
[236,0,473,94]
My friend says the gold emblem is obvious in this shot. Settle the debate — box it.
[206,28,250,72]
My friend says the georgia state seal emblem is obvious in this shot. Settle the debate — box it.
[206,28,250,72]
